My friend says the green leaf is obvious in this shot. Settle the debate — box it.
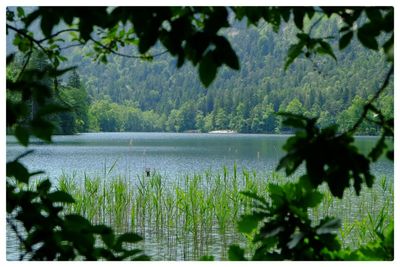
[94,247,115,260]
[37,179,51,193]
[237,214,263,234]
[17,7,25,18]
[15,125,30,146]
[50,66,77,77]
[92,225,115,248]
[222,48,239,70]
[40,13,60,38]
[357,26,379,50]
[279,8,291,22]
[305,8,315,19]
[383,34,394,62]
[240,191,268,206]
[14,34,31,53]
[228,245,247,261]
[48,191,75,203]
[6,9,15,21]
[199,52,217,87]
[64,214,91,229]
[31,119,54,142]
[317,40,337,61]
[7,161,30,183]
[7,53,15,65]
[177,53,185,68]
[339,31,353,50]
[365,8,383,23]
[302,190,323,208]
[287,232,304,249]
[215,37,240,70]
[368,135,387,162]
[293,8,306,30]
[285,41,304,70]
[316,218,341,234]
[79,19,93,41]
[115,233,143,251]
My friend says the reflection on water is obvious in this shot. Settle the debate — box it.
[6,133,393,181]
[6,133,394,260]
[6,133,289,182]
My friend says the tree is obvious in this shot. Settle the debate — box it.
[195,111,205,132]
[88,97,124,132]
[67,69,81,89]
[285,98,304,114]
[203,113,215,133]
[6,6,393,261]
[166,109,184,132]
[230,102,248,133]
[214,108,228,130]
[57,83,90,133]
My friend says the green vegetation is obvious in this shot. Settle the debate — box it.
[6,51,89,135]
[228,113,393,260]
[6,6,393,261]
[6,155,149,260]
[54,167,393,260]
[7,9,393,135]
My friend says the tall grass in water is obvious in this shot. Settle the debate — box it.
[57,166,393,260]
[309,175,394,249]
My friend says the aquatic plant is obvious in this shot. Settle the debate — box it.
[55,165,393,260]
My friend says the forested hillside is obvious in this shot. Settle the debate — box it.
[8,15,393,135]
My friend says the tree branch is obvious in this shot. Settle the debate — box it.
[308,14,324,36]
[59,43,85,50]
[345,64,394,135]
[37,28,79,43]
[89,37,168,59]
[7,24,48,55]
[16,48,33,81]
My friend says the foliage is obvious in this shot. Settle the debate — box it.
[277,113,375,198]
[326,221,394,260]
[7,7,394,135]
[7,154,149,260]
[228,112,393,260]
[63,18,391,134]
[55,167,393,260]
[229,177,341,260]
[228,179,394,261]
[6,50,89,136]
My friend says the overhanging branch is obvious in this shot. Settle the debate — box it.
[345,64,394,135]
[89,36,168,60]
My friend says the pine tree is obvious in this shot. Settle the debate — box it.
[67,69,81,89]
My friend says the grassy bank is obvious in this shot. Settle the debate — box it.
[56,165,394,260]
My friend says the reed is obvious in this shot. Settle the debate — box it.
[56,165,393,260]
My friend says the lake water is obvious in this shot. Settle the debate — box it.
[6,132,394,260]
[5,132,394,181]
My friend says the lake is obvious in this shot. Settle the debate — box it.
[6,132,394,260]
[5,132,394,181]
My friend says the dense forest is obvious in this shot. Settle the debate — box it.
[7,15,393,135]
